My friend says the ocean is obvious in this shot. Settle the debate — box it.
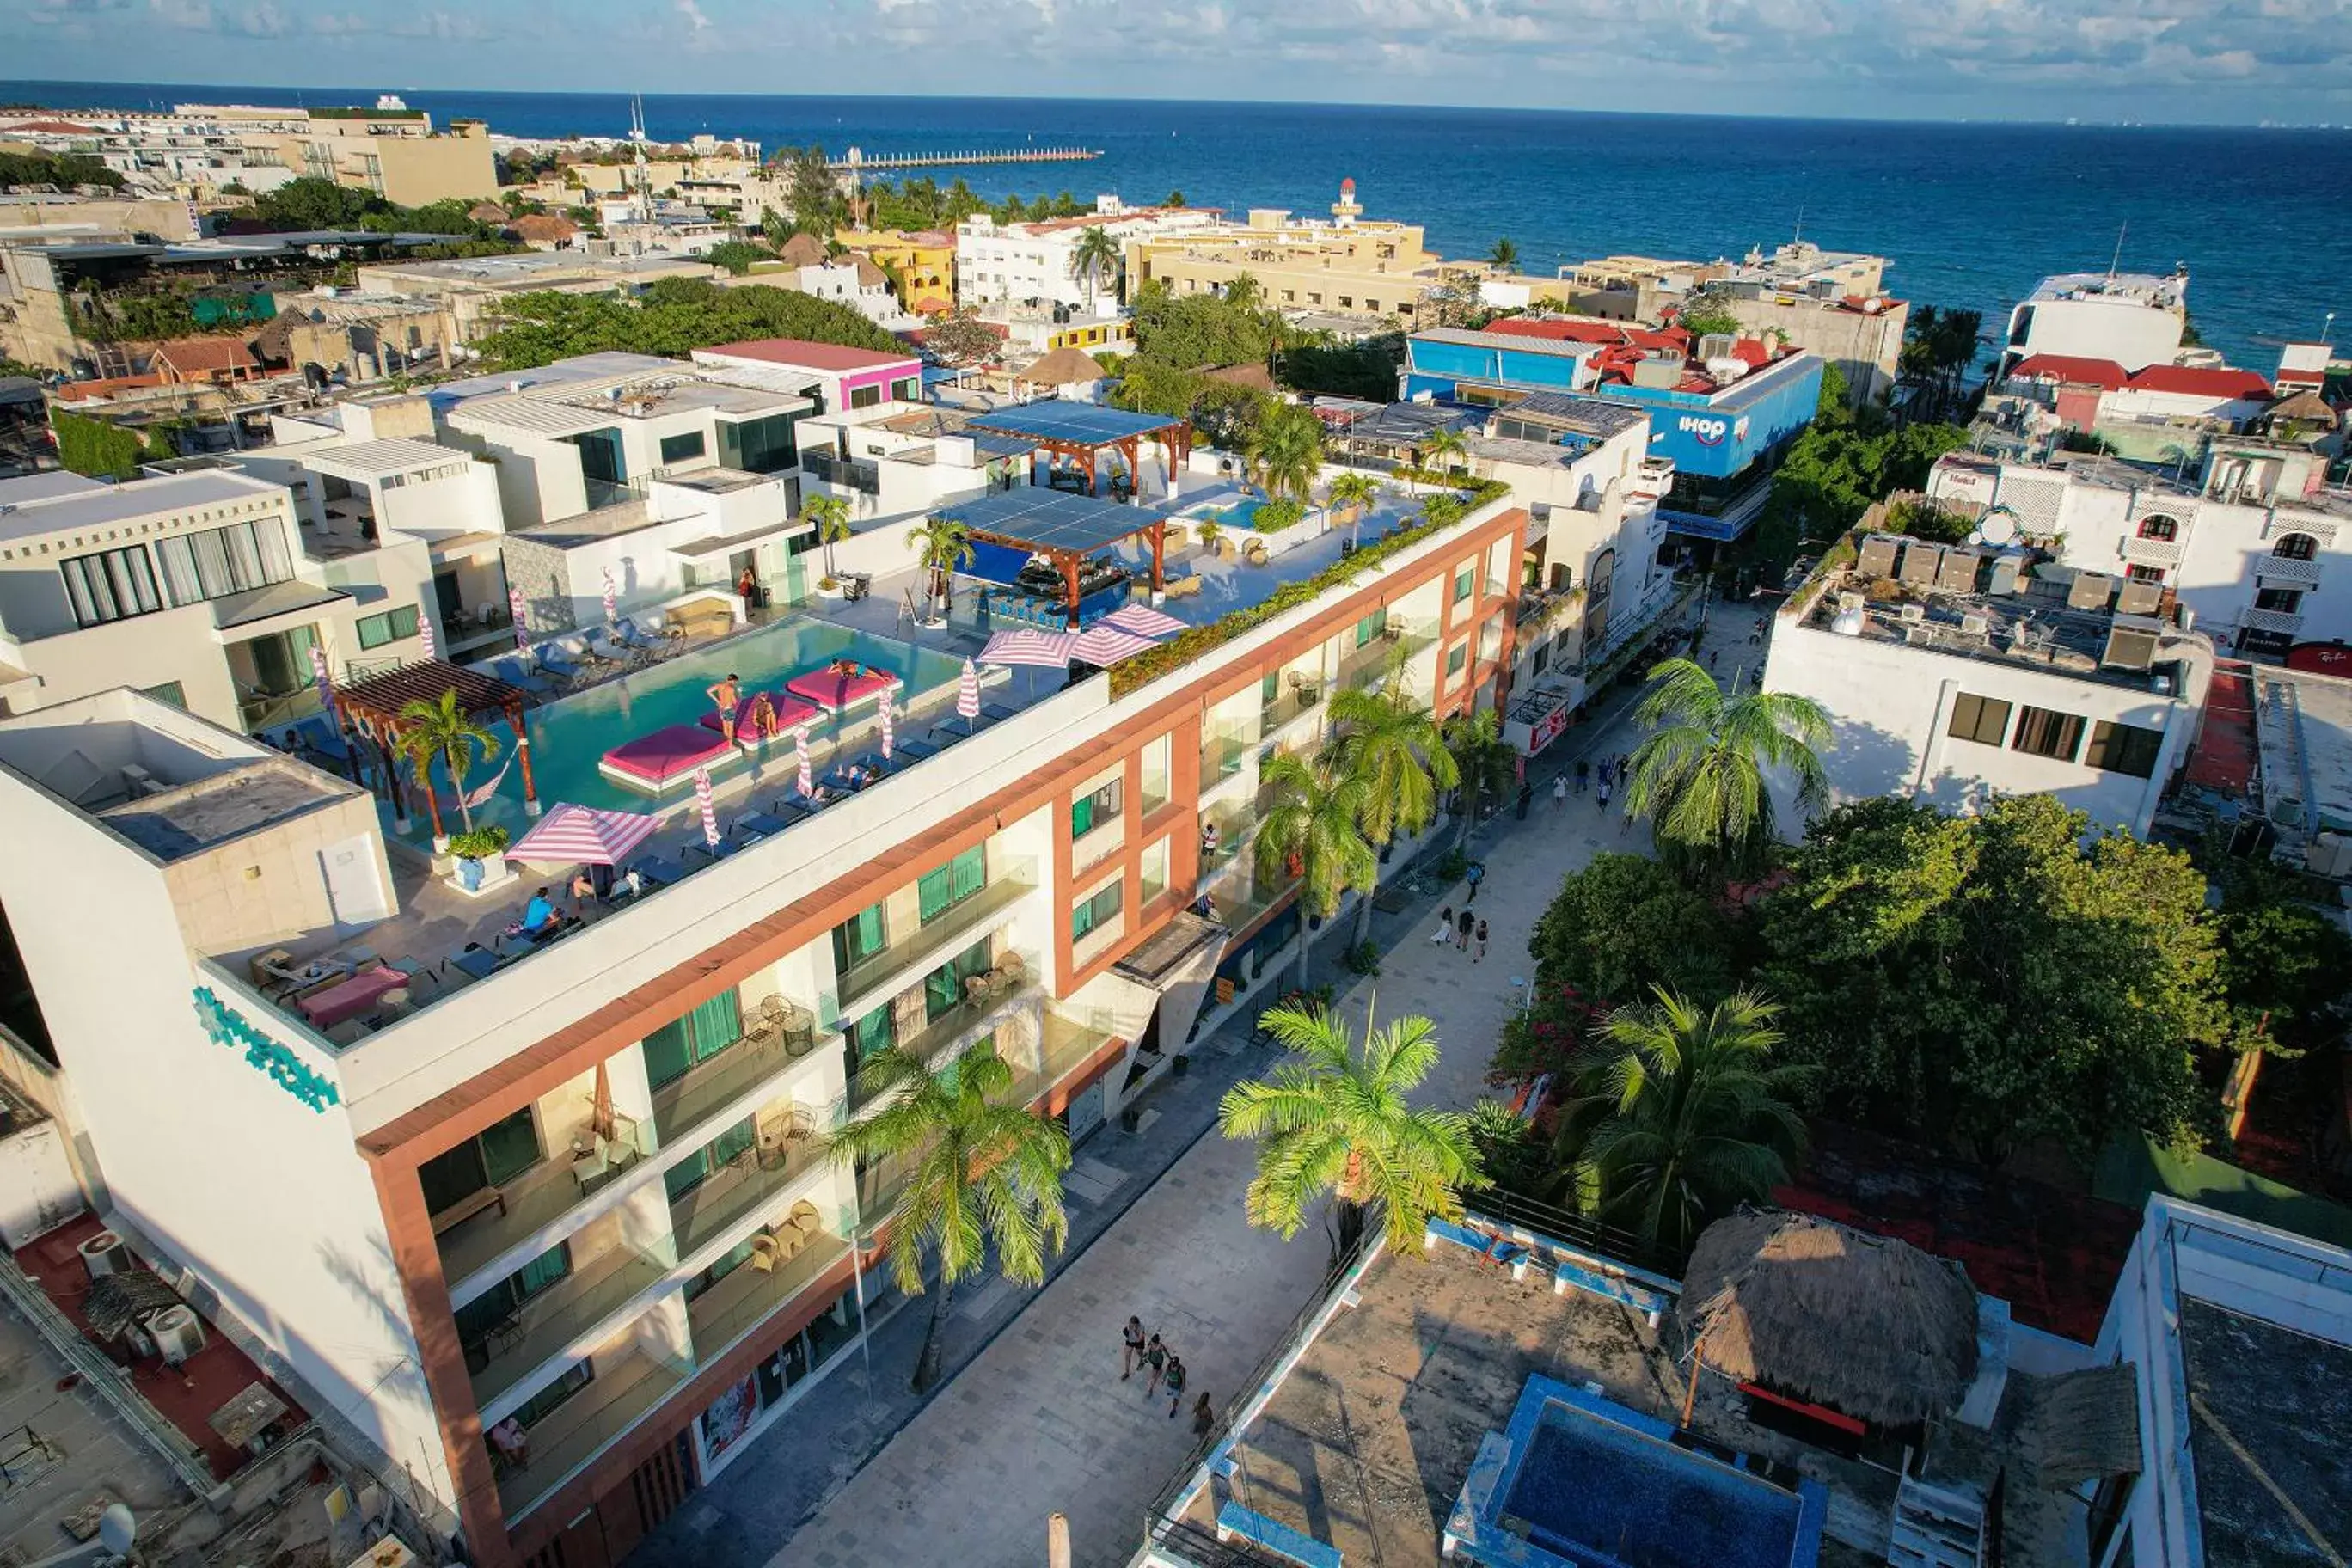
[8,82,2348,376]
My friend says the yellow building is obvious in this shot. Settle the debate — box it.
[218,106,498,206]
[1124,179,1448,323]
[836,229,958,315]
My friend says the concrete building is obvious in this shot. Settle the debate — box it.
[958,197,1216,314]
[1402,320,1825,549]
[1999,269,2195,380]
[249,289,461,384]
[1927,442,2352,658]
[0,191,207,243]
[793,402,1037,537]
[208,103,498,208]
[1763,526,2212,838]
[352,252,719,346]
[1122,181,1441,322]
[832,229,957,315]
[726,257,919,333]
[0,462,444,737]
[688,338,924,419]
[0,465,1528,1568]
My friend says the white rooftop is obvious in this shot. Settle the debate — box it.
[303,438,476,482]
[0,469,285,543]
[2027,271,2189,309]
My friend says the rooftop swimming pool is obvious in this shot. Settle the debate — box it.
[385,619,968,845]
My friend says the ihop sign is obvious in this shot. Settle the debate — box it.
[1676,413,1753,448]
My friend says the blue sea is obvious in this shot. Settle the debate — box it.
[9,83,2348,375]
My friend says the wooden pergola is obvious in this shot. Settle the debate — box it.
[964,399,1194,499]
[333,659,540,842]
[936,488,1172,630]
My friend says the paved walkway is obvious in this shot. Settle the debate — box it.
[640,598,1775,1568]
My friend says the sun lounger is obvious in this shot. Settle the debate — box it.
[613,617,667,652]
[599,726,737,793]
[786,663,904,713]
[536,645,589,683]
[633,854,684,888]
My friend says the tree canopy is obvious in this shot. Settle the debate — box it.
[471,279,900,370]
[1744,363,1969,575]
[0,151,123,191]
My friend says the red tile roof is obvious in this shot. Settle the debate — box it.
[2008,353,2128,390]
[2125,364,2273,401]
[1486,317,1687,354]
[700,337,917,371]
[150,336,256,375]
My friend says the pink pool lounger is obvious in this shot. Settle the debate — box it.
[599,725,738,792]
[786,663,905,713]
[698,691,821,744]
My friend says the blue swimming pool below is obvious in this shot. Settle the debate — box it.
[384,619,968,845]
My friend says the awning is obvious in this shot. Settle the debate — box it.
[427,530,506,566]
[211,580,351,632]
[667,517,811,561]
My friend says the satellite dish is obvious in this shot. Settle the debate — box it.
[1979,512,2018,546]
[1965,530,1986,547]
[98,1505,137,1556]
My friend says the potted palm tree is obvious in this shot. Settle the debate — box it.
[1246,404,1324,511]
[824,1038,1070,1391]
[1219,1002,1485,1265]
[908,515,974,625]
[396,689,507,885]
[1326,471,1381,550]
[805,494,853,597]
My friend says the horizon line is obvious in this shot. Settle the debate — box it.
[0,77,2340,133]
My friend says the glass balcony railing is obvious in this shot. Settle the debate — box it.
[1259,680,1326,737]
[1339,623,1439,689]
[438,1153,622,1288]
[649,1009,825,1147]
[835,861,1037,1014]
[667,1124,831,1259]
[1200,732,1257,787]
[1210,867,1295,932]
[495,1347,686,1520]
[467,1243,669,1408]
[686,1230,850,1366]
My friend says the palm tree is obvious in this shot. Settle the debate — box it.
[1421,426,1468,485]
[1224,272,1264,311]
[1488,237,1519,271]
[1220,1003,1485,1264]
[1550,988,1808,1257]
[908,515,974,620]
[1324,679,1456,945]
[805,493,853,580]
[1253,751,1377,995]
[1247,405,1324,505]
[395,689,499,848]
[1442,706,1516,853]
[1326,470,1381,548]
[1624,657,1831,882]
[1069,225,1121,312]
[825,1038,1071,1391]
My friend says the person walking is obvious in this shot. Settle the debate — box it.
[1464,860,1485,904]
[1120,1316,1147,1381]
[1552,775,1568,812]
[1455,906,1475,952]
[1162,1354,1188,1418]
[1473,917,1489,963]
[1142,1333,1169,1395]
[1515,781,1533,820]
[1596,778,1612,812]
[1575,758,1589,794]
[1432,905,1455,945]
[1192,1392,1216,1438]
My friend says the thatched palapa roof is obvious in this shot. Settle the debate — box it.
[1678,1209,1981,1428]
[2012,1363,2141,1489]
[1020,346,1108,387]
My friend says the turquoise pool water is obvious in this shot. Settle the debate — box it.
[387,619,967,844]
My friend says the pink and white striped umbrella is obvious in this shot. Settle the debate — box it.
[506,803,659,865]
[1070,624,1158,666]
[957,658,982,728]
[308,642,334,716]
[415,601,435,659]
[509,585,530,652]
[1104,603,1187,639]
[602,566,618,627]
[877,689,894,762]
[694,764,720,850]
[980,629,1076,667]
[794,724,816,799]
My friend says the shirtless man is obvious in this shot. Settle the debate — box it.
[707,672,742,744]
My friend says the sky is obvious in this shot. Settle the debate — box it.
[9,0,2352,124]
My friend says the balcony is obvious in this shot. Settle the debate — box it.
[1200,732,1256,787]
[496,1346,686,1520]
[2122,535,2185,567]
[2255,554,2323,587]
[1210,866,1295,934]
[835,861,1037,1014]
[1337,624,1436,690]
[2240,606,2306,637]
[801,450,880,495]
[686,1230,851,1366]
[1259,678,1326,739]
[469,1244,669,1408]
[438,1152,637,1289]
[668,1127,830,1259]
[649,1010,825,1148]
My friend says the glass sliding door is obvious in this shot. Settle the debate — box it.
[642,993,745,1090]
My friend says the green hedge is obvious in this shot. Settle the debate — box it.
[1111,479,1509,696]
[52,410,149,480]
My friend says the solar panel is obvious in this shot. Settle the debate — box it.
[935,487,1170,555]
[965,398,1184,446]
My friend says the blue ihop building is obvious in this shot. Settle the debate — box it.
[1400,328,1825,545]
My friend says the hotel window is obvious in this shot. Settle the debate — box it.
[641,992,744,1089]
[1072,879,1122,941]
[1140,837,1169,905]
[1139,735,1172,814]
[719,412,799,474]
[455,1243,571,1371]
[923,940,994,1023]
[845,1003,893,1065]
[510,1360,593,1430]
[2086,720,2165,778]
[355,605,421,649]
[1453,565,1475,604]
[2010,706,2085,761]
[1366,299,1379,312]
[1446,644,1468,677]
[2273,532,2319,561]
[663,1115,756,1203]
[2256,587,2305,614]
[143,681,186,709]
[1338,297,1353,309]
[658,431,707,465]
[2135,515,2178,541]
[892,377,921,401]
[916,845,989,924]
[60,544,163,628]
[1946,693,2012,747]
[418,1106,541,1216]
[1071,776,1122,840]
[849,385,882,410]
[832,903,889,975]
[2125,564,2165,585]
[1355,608,1388,647]
[151,517,294,605]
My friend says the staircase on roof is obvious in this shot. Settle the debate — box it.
[1887,1475,1987,1568]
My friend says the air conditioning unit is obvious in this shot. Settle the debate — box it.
[1904,624,1935,646]
[1856,535,1902,579]
[1898,542,1945,587]
[79,1230,133,1280]
[147,1304,206,1366]
[1936,549,1981,595]
[1898,603,1926,625]
[119,763,161,799]
[1959,613,1990,638]
[2067,571,2116,611]
[2116,579,2164,616]
[2104,614,2164,671]
[1836,591,1865,613]
[1697,333,1736,361]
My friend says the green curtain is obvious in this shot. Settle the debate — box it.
[850,1004,893,1061]
[924,940,992,1023]
[835,904,888,971]
[477,1106,541,1187]
[917,848,988,923]
[643,993,744,1088]
[515,1242,572,1300]
[1357,608,1387,648]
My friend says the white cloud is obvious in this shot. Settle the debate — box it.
[676,0,710,34]
[145,0,211,28]
[237,0,286,34]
